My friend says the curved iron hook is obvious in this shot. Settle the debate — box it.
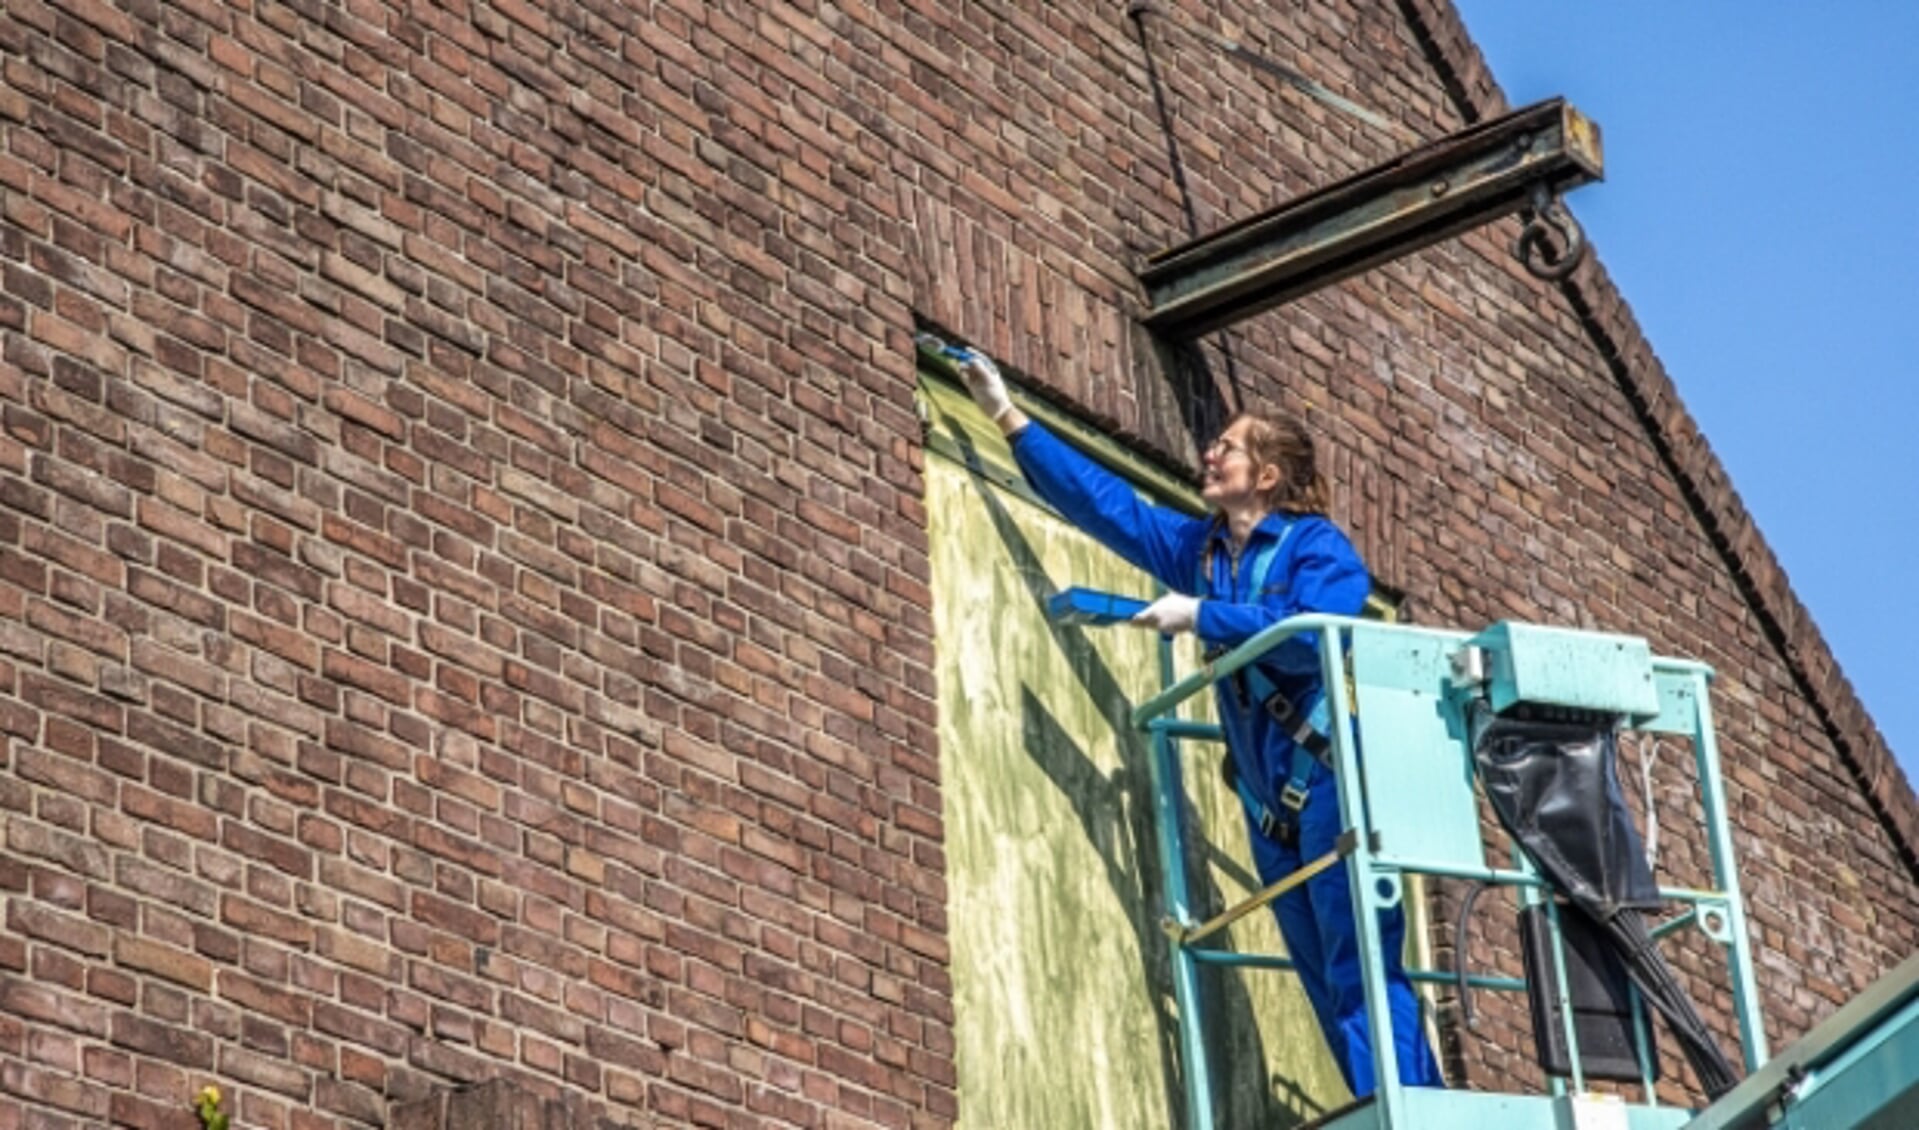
[1512,182,1586,282]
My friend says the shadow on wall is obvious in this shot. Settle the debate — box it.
[962,433,1320,1128]
[1130,4,1250,449]
[1152,333,1241,464]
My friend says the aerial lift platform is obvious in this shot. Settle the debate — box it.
[1055,596,1919,1130]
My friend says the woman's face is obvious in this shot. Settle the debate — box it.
[1201,417,1281,512]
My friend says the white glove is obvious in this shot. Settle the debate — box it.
[956,351,1015,423]
[1130,593,1200,635]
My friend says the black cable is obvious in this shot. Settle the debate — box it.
[1125,1,1420,146]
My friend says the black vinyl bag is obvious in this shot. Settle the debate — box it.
[1473,711,1661,917]
[1471,706,1740,1099]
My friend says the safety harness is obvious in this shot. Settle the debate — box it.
[1198,521,1333,847]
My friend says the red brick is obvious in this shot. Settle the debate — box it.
[0,3,1905,1126]
[112,936,212,993]
[8,900,109,958]
[108,1011,211,1069]
[7,819,109,881]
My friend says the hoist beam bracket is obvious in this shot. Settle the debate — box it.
[1139,98,1602,338]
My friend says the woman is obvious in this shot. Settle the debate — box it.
[957,351,1442,1098]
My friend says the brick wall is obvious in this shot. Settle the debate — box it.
[0,0,1911,1127]
[389,1078,617,1130]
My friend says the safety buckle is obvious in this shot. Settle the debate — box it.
[1259,807,1298,848]
[1279,783,1309,813]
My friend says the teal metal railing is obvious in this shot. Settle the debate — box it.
[1119,611,1769,1130]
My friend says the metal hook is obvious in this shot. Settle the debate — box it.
[1512,182,1586,281]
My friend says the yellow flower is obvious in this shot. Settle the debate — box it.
[198,1085,221,1106]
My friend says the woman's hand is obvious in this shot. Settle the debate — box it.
[1130,593,1199,635]
[957,352,1026,432]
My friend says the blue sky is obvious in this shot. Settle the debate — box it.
[1453,2,1919,785]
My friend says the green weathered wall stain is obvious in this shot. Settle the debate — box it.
[925,380,1348,1129]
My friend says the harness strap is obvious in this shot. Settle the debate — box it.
[1263,690,1331,807]
[1222,746,1320,847]
[1225,754,1283,841]
[1199,520,1290,709]
[1201,518,1331,841]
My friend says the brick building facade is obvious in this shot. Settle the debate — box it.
[0,0,1912,1127]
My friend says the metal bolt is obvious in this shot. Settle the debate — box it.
[1516,131,1533,152]
[1431,179,1448,197]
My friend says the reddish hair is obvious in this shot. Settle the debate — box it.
[1237,411,1329,515]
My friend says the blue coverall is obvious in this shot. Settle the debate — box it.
[1010,422,1443,1097]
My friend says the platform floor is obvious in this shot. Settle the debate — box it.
[1298,1088,1695,1130]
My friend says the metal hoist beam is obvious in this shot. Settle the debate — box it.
[1138,98,1603,339]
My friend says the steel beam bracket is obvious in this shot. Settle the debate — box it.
[1138,98,1603,338]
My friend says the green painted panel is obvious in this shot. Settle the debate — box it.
[1639,670,1701,736]
[927,406,1347,1128]
[1471,621,1660,722]
[1350,626,1483,873]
